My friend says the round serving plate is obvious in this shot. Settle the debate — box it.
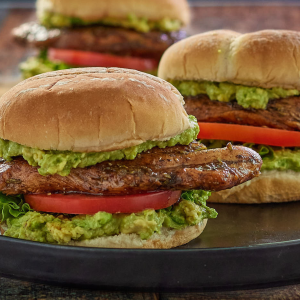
[1,202,300,291]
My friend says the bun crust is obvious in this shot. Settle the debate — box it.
[207,170,300,204]
[0,67,190,152]
[158,30,300,89]
[37,0,190,26]
[68,220,207,249]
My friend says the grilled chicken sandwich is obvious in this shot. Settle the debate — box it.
[158,29,300,203]
[13,0,189,78]
[0,68,262,248]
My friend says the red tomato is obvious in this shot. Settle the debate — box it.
[48,48,159,71]
[197,122,300,147]
[24,191,181,214]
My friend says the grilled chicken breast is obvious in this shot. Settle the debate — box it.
[13,22,186,60]
[0,141,262,195]
[185,95,300,131]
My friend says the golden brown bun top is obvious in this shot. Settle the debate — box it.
[158,29,300,89]
[37,0,190,26]
[0,67,191,152]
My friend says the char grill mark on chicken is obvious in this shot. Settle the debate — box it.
[0,141,262,195]
[13,22,186,60]
[184,95,300,131]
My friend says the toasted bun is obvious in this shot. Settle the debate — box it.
[0,67,191,152]
[0,221,207,249]
[207,170,300,204]
[37,0,190,26]
[158,29,300,89]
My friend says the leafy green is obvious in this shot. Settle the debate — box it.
[20,50,73,79]
[0,193,32,222]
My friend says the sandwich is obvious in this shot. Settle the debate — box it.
[0,67,262,248]
[158,29,300,203]
[13,0,190,78]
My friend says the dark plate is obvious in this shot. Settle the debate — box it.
[1,202,300,291]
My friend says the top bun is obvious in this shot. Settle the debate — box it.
[0,68,191,152]
[158,30,300,89]
[37,0,190,26]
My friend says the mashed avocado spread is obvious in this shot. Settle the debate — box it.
[1,190,217,243]
[170,80,300,110]
[0,116,199,176]
[202,139,300,172]
[40,12,182,32]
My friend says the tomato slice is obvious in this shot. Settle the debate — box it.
[197,122,300,147]
[24,191,181,214]
[48,48,159,71]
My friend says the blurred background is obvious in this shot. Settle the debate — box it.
[1,0,300,91]
[2,0,300,6]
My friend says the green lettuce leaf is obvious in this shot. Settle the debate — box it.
[0,193,32,222]
[20,50,73,79]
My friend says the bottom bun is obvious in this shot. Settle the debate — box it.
[68,220,207,249]
[0,220,207,249]
[208,170,300,204]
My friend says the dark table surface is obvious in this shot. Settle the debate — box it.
[2,2,300,299]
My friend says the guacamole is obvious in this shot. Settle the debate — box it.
[170,80,300,110]
[255,146,300,172]
[202,139,300,172]
[40,11,182,33]
[0,116,199,176]
[1,190,217,243]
